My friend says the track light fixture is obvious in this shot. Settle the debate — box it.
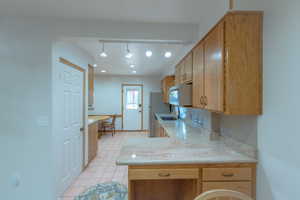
[100,42,107,58]
[125,43,133,59]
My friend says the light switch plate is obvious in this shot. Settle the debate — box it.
[37,116,49,127]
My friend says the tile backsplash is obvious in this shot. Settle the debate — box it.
[178,107,212,130]
[180,107,257,148]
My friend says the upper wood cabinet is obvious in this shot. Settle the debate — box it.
[184,53,193,82]
[161,75,175,103]
[204,23,224,112]
[175,65,181,85]
[88,65,95,107]
[192,42,205,109]
[175,53,193,85]
[191,11,263,115]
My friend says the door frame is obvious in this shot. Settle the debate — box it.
[121,84,144,131]
[59,57,87,169]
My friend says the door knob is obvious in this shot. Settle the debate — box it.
[80,127,84,131]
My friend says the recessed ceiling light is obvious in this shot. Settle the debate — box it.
[145,50,153,57]
[93,64,98,67]
[132,70,137,74]
[101,70,106,73]
[130,64,135,68]
[164,51,172,58]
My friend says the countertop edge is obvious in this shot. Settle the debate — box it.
[116,159,258,166]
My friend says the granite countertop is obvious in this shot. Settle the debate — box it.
[116,113,257,166]
[88,115,111,125]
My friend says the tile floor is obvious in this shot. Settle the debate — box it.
[61,131,147,200]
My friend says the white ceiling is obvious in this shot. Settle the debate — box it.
[65,38,187,75]
[0,0,227,24]
[1,0,228,75]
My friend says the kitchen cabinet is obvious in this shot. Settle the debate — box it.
[183,52,193,82]
[154,118,168,137]
[88,122,98,163]
[192,42,205,108]
[204,22,224,112]
[175,53,193,85]
[128,163,256,200]
[175,65,181,85]
[161,75,175,103]
[191,11,263,115]
[88,64,94,107]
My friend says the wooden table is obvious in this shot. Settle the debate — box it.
[88,115,111,122]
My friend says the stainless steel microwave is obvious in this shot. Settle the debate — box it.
[169,84,192,106]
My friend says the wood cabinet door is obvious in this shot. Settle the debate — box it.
[88,65,94,106]
[175,66,181,85]
[178,61,185,83]
[184,53,193,82]
[88,123,98,162]
[161,79,166,103]
[192,42,205,108]
[204,23,224,112]
[202,182,252,197]
[161,76,175,103]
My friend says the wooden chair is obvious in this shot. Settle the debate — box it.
[102,115,117,136]
[194,189,253,200]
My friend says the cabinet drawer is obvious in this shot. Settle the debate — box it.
[203,168,252,181]
[129,168,199,180]
[202,182,252,196]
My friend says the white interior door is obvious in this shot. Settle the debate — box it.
[123,85,142,130]
[54,60,84,195]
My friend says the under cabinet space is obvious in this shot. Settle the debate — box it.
[129,167,199,200]
[130,179,198,200]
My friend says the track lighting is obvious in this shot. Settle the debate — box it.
[100,42,107,58]
[146,50,153,57]
[125,43,133,59]
[164,51,172,58]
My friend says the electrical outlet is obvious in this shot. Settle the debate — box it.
[11,173,21,188]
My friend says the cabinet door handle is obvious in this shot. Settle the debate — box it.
[204,96,208,106]
[158,173,171,177]
[200,96,204,106]
[222,172,234,177]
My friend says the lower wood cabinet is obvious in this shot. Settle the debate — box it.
[202,181,252,196]
[154,119,169,137]
[88,122,98,163]
[129,168,199,180]
[128,164,256,200]
[202,167,252,181]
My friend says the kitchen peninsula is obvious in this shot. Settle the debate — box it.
[117,114,257,200]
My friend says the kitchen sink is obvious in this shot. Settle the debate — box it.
[160,116,177,121]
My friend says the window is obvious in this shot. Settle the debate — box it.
[126,89,139,109]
